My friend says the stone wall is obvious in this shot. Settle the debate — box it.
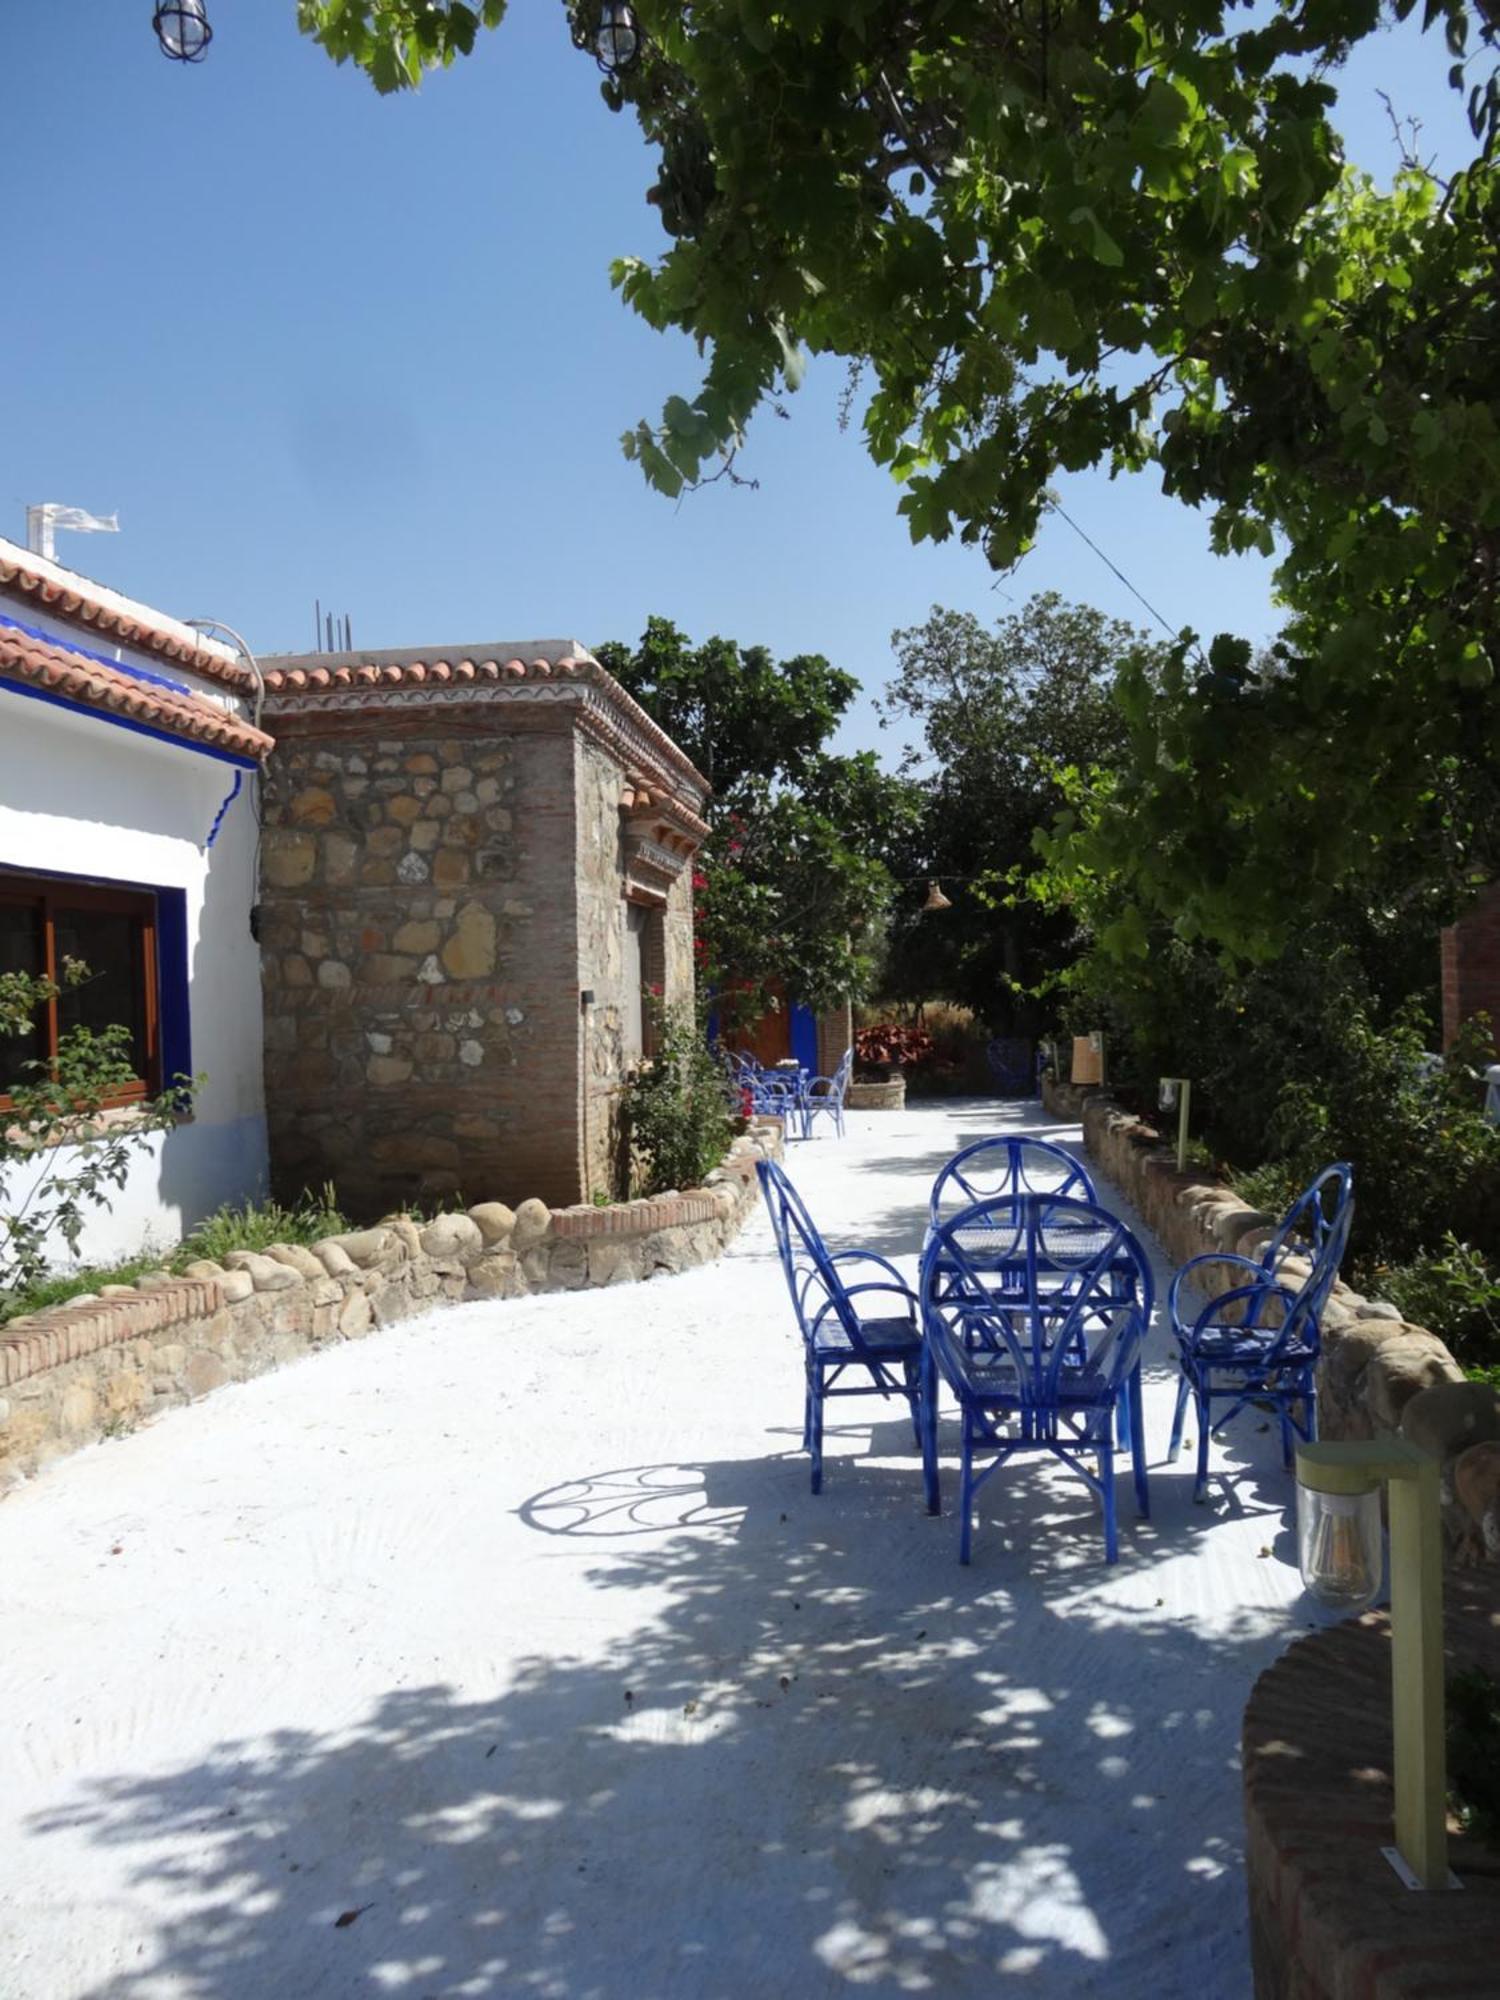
[1044,1077,1500,1556]
[573,737,697,1201]
[577,732,631,1200]
[0,1118,783,1491]
[260,701,700,1215]
[261,714,575,1211]
[846,1077,905,1111]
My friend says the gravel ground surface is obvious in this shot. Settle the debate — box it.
[0,1099,1319,1999]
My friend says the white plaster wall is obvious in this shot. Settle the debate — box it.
[0,696,267,1269]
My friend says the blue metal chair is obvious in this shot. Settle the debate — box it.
[757,1158,938,1506]
[986,1036,1034,1096]
[746,1067,804,1122]
[1167,1163,1354,1501]
[921,1195,1154,1564]
[929,1137,1100,1288]
[802,1047,852,1139]
[929,1135,1097,1225]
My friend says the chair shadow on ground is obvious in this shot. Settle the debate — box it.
[36,1413,1301,2000]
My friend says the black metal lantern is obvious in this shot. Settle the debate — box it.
[595,2,642,76]
[153,1,213,63]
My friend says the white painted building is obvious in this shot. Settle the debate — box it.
[0,538,272,1268]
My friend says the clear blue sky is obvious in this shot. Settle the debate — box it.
[6,5,1474,759]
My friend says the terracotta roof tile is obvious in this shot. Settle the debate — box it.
[0,542,257,698]
[260,653,595,694]
[0,615,272,763]
[261,645,710,803]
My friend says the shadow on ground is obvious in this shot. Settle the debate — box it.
[37,1423,1294,2000]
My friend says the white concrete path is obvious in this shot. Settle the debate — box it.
[0,1101,1321,2000]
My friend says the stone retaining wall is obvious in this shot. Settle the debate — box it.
[0,1118,783,1491]
[1043,1077,1500,1559]
[846,1078,906,1111]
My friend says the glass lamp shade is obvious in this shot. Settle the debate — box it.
[1158,1077,1180,1112]
[595,2,642,74]
[1297,1482,1383,1612]
[153,0,212,62]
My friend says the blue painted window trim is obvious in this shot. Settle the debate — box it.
[790,1003,819,1073]
[155,888,192,1091]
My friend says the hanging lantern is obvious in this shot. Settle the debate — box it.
[595,2,643,75]
[923,880,953,913]
[153,0,213,62]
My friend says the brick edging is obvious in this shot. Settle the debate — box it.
[1243,1583,1500,1998]
[0,1116,784,1487]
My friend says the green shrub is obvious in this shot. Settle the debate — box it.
[0,1252,163,1327]
[0,1186,353,1327]
[1229,1159,1305,1222]
[1258,1012,1500,1268]
[1075,926,1500,1269]
[171,1185,347,1269]
[1,963,194,1305]
[622,1006,736,1197]
[1449,1668,1500,1852]
[1376,1234,1500,1371]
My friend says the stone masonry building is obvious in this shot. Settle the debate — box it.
[257,643,708,1215]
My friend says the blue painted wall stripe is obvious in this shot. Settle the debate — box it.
[0,674,258,772]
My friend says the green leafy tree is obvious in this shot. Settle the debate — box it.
[598,618,920,1021]
[597,614,857,794]
[1,963,194,1304]
[880,593,1152,1029]
[303,0,1500,956]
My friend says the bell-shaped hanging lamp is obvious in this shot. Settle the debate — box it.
[923,880,953,913]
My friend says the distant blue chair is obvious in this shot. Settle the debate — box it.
[1167,1163,1354,1502]
[802,1047,853,1139]
[921,1194,1155,1563]
[723,1047,807,1125]
[986,1037,1034,1096]
[748,1069,805,1121]
[758,1158,938,1506]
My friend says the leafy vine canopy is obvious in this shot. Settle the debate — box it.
[301,1,1500,955]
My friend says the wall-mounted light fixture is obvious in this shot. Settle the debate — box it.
[1295,1439,1456,1892]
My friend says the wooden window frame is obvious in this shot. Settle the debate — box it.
[0,872,161,1112]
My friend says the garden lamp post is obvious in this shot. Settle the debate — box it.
[1158,1076,1191,1172]
[1295,1439,1455,1891]
[153,1,212,62]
